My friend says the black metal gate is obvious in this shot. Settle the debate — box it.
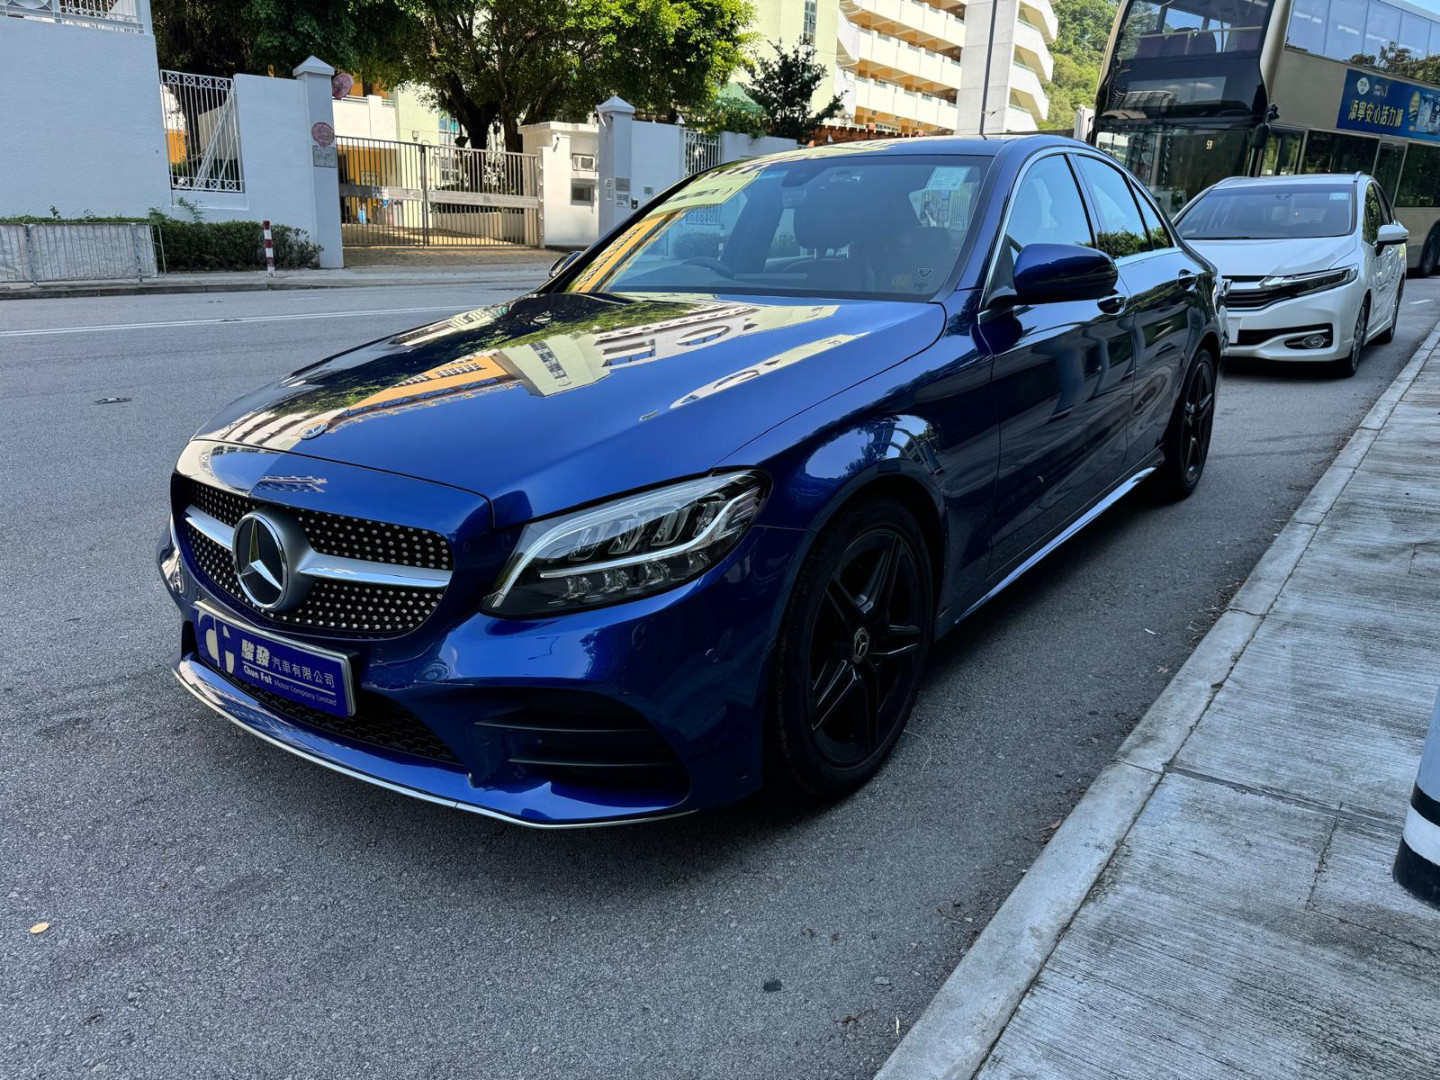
[337,137,542,247]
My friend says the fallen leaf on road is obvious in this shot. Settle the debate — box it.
[29,922,49,935]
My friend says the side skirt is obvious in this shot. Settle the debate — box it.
[953,459,1160,628]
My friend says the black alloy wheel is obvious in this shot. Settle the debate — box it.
[1334,298,1369,379]
[1151,349,1216,501]
[769,498,932,799]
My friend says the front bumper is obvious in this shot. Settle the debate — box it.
[160,484,803,827]
[1221,284,1362,362]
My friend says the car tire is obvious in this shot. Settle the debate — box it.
[1150,348,1217,502]
[767,497,933,801]
[1374,282,1402,345]
[1421,231,1440,278]
[1332,297,1369,379]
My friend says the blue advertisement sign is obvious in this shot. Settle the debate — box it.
[1336,68,1440,142]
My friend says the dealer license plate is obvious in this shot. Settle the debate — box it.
[195,603,353,717]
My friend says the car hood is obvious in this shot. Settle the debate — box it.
[196,291,945,527]
[1184,235,1357,278]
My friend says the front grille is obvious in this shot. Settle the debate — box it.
[1223,278,1293,310]
[176,475,452,638]
[208,659,462,765]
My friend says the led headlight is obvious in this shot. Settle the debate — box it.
[484,472,768,617]
[1259,265,1358,298]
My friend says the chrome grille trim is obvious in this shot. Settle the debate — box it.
[185,505,451,590]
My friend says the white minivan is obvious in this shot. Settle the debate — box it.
[1174,173,1408,378]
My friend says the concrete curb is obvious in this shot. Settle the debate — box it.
[875,322,1440,1080]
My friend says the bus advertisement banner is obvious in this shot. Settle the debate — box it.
[1336,68,1440,142]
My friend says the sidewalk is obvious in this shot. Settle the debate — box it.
[0,247,558,301]
[881,326,1440,1080]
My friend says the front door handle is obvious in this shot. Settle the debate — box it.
[1177,269,1198,291]
[1098,293,1129,314]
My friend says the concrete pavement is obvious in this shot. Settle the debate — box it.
[881,323,1440,1080]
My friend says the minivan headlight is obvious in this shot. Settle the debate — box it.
[484,472,768,617]
[1258,266,1358,298]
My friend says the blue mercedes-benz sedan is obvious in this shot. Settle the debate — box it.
[159,135,1221,827]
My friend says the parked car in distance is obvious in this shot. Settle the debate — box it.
[1174,173,1408,378]
[159,135,1223,827]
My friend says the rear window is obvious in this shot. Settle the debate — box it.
[1176,184,1354,240]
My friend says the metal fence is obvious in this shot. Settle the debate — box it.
[0,0,143,31]
[0,223,160,284]
[160,70,245,193]
[337,136,542,247]
[683,130,721,177]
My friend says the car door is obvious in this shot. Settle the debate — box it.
[976,151,1136,574]
[1363,180,1399,330]
[1073,154,1200,470]
[1371,181,1406,327]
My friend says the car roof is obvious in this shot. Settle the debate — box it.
[1212,173,1364,187]
[772,133,1080,161]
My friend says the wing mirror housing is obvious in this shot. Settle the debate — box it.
[1377,222,1409,250]
[549,250,583,277]
[1009,243,1120,306]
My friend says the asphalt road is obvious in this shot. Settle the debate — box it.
[4,278,1437,1080]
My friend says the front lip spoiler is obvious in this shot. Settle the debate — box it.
[172,660,695,830]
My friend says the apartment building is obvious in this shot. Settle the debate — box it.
[748,0,1055,136]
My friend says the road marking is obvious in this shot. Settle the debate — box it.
[1410,298,1435,305]
[0,304,467,339]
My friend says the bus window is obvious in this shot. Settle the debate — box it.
[1302,130,1378,174]
[1375,143,1405,201]
[1398,143,1440,207]
[1363,2,1401,61]
[1260,130,1303,175]
[1286,0,1327,53]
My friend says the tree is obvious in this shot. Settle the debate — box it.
[374,0,754,151]
[1046,0,1118,130]
[152,0,406,77]
[742,40,843,142]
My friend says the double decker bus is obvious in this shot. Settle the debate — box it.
[1091,0,1440,273]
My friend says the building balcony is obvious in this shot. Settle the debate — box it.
[1018,0,1058,43]
[841,23,965,92]
[1013,17,1054,80]
[851,74,960,131]
[1005,105,1039,132]
[839,0,966,52]
[1009,61,1049,121]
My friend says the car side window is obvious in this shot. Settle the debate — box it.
[1130,179,1172,251]
[991,155,1094,294]
[1363,184,1383,244]
[1376,183,1397,223]
[1075,156,1149,259]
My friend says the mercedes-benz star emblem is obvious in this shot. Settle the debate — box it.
[852,626,871,663]
[232,511,306,611]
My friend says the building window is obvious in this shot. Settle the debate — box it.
[803,0,818,43]
[572,180,596,205]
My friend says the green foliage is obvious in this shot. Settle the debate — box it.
[151,0,408,77]
[145,213,321,271]
[691,87,767,137]
[374,0,755,150]
[1047,0,1118,130]
[742,41,843,142]
[1349,43,1440,83]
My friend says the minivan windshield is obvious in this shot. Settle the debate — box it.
[564,154,990,301]
[1176,184,1355,239]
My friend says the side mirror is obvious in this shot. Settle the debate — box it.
[1377,222,1408,250]
[549,250,583,277]
[1011,243,1119,305]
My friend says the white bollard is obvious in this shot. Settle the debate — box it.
[1395,686,1440,909]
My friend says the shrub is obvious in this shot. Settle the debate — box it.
[147,213,321,272]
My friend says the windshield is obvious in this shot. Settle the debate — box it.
[564,154,989,301]
[1176,184,1355,238]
